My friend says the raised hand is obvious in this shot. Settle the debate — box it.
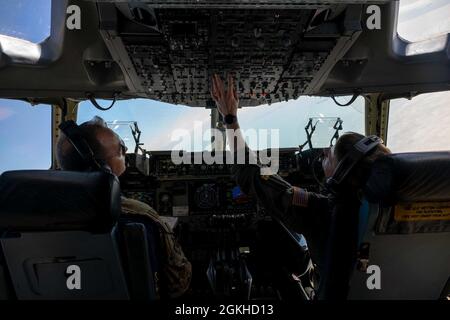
[210,73,239,117]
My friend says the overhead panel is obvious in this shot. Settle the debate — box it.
[99,2,365,107]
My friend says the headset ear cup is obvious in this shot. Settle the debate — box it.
[93,159,113,174]
[95,159,107,167]
[59,120,102,171]
[325,135,382,195]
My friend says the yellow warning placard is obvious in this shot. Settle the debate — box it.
[394,202,450,222]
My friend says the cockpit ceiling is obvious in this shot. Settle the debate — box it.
[101,2,372,107]
[121,8,336,107]
[0,0,448,106]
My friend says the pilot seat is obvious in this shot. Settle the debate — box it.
[0,170,158,300]
[348,152,450,299]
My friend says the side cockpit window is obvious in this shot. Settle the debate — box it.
[0,100,51,173]
[397,0,450,43]
[0,0,51,43]
[387,91,450,152]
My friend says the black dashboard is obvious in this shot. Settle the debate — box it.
[121,148,322,217]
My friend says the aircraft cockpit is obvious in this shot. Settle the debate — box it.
[0,0,449,305]
[109,115,345,300]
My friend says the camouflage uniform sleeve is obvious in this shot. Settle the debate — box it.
[120,196,192,298]
[232,163,331,258]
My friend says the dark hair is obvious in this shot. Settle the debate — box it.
[56,117,109,171]
[334,132,391,186]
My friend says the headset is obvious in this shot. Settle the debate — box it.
[58,120,105,171]
[325,135,383,195]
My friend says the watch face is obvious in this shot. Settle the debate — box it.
[225,114,235,124]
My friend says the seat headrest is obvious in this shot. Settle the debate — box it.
[364,152,450,205]
[0,170,121,232]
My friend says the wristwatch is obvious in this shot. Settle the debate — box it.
[224,114,237,125]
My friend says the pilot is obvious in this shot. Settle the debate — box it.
[210,74,391,299]
[55,116,191,299]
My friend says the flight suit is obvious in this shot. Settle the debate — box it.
[232,163,332,272]
[121,197,192,298]
[233,162,365,299]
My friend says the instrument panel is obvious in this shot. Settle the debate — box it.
[149,149,300,178]
[120,148,321,298]
[121,148,323,219]
[146,149,302,218]
[122,150,290,241]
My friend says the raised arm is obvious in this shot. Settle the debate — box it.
[210,73,332,258]
[210,73,247,153]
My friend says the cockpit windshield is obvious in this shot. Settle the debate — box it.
[77,96,365,152]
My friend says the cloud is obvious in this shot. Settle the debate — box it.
[388,91,450,153]
[143,107,211,151]
[0,27,26,40]
[0,106,14,121]
[399,0,433,17]
[398,0,450,42]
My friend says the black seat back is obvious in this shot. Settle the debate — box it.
[118,222,159,300]
[348,152,450,300]
[0,170,129,300]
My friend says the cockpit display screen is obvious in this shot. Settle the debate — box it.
[231,186,251,205]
